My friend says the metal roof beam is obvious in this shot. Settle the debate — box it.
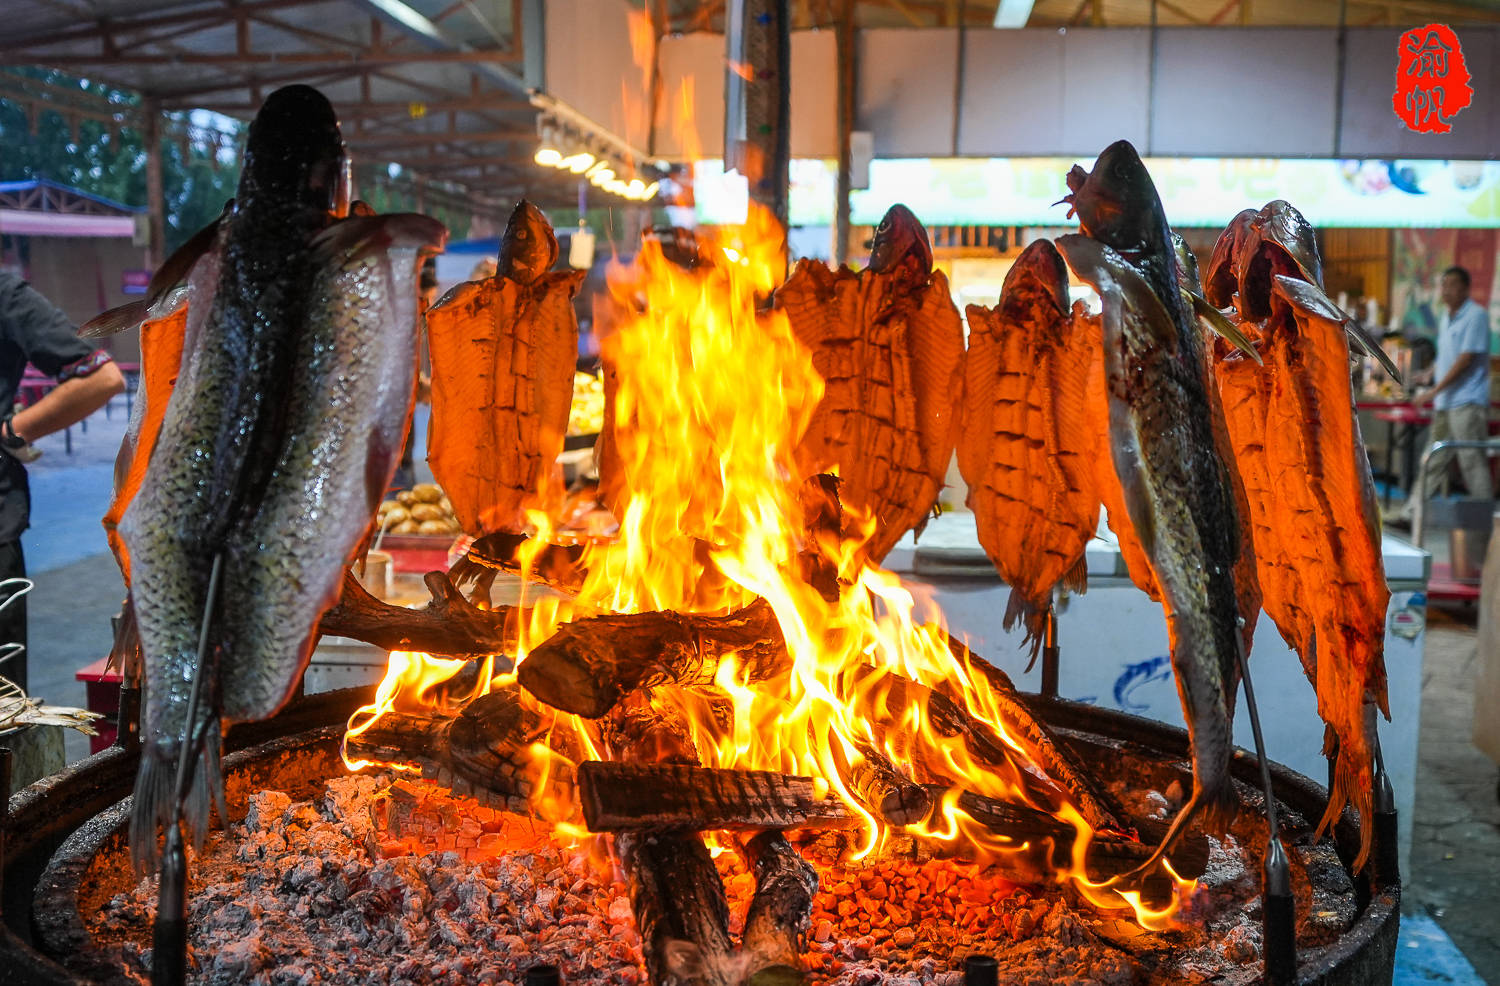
[349,0,529,97]
[19,49,520,67]
[0,0,317,52]
[346,127,530,149]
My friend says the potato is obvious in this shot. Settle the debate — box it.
[377,499,402,515]
[411,483,444,503]
[410,503,445,522]
[396,490,418,506]
[381,506,410,526]
[392,519,419,534]
[418,519,452,535]
[438,496,453,514]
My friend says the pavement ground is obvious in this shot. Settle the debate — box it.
[8,397,1499,983]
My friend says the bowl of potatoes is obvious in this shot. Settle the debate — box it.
[564,369,604,451]
[376,483,463,544]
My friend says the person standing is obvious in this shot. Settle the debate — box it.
[0,271,125,691]
[1409,265,1494,511]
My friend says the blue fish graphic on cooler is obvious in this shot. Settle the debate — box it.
[1114,656,1172,712]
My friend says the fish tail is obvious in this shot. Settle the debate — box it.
[128,717,224,876]
[1121,776,1236,883]
[1316,722,1375,873]
[1003,590,1048,669]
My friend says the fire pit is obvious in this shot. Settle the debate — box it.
[2,686,1397,985]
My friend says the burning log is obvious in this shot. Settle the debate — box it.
[617,830,735,986]
[343,687,580,814]
[739,831,817,985]
[577,762,860,833]
[516,598,789,719]
[447,531,588,600]
[829,738,933,826]
[319,570,520,660]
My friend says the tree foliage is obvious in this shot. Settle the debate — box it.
[0,68,240,254]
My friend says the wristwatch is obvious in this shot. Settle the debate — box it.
[0,414,42,463]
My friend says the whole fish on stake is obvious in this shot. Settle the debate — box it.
[88,85,446,870]
[774,204,964,563]
[1058,140,1258,864]
[958,240,1098,652]
[425,201,585,535]
[1206,200,1391,871]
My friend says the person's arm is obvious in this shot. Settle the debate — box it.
[1417,351,1484,403]
[9,361,124,442]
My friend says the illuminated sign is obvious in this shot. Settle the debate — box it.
[695,157,1500,229]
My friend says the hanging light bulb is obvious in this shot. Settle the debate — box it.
[625,178,646,199]
[534,147,563,167]
[589,167,615,187]
[567,152,596,174]
[535,116,562,167]
[641,181,660,200]
[584,160,608,178]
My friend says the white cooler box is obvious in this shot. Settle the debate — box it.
[886,512,1430,876]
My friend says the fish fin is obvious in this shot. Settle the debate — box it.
[1273,272,1404,383]
[348,199,377,217]
[1345,318,1403,385]
[1004,591,1047,671]
[1054,234,1176,345]
[1061,553,1089,596]
[128,716,224,876]
[1192,292,1262,365]
[106,597,142,678]
[311,213,449,266]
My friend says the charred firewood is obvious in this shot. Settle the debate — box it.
[829,738,933,826]
[739,832,817,985]
[447,531,589,602]
[319,570,521,660]
[577,762,860,833]
[617,830,736,986]
[343,687,580,815]
[516,598,790,719]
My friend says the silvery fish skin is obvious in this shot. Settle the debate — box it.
[120,85,442,871]
[214,213,446,725]
[1056,233,1243,858]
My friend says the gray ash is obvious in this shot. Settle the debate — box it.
[87,773,1351,985]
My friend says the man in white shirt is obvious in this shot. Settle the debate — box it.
[1410,265,1493,508]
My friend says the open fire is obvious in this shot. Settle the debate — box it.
[340,199,1192,975]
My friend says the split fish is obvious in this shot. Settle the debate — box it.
[775,204,964,563]
[425,200,585,535]
[1207,200,1391,870]
[958,240,1097,653]
[105,85,446,871]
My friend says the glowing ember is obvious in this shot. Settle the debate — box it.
[348,207,1191,928]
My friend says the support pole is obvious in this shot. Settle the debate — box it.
[1040,605,1060,699]
[143,98,166,272]
[833,0,855,266]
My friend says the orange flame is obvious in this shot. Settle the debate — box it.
[348,205,1192,927]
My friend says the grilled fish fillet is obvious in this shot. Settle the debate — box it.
[426,201,584,534]
[776,205,964,563]
[958,240,1097,650]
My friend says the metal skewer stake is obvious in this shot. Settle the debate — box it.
[152,552,225,986]
[1371,719,1399,886]
[1233,633,1296,985]
[1040,606,1060,699]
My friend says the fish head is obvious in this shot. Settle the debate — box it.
[498,199,559,284]
[1062,141,1169,260]
[999,239,1072,329]
[1256,200,1323,286]
[239,85,346,214]
[1204,209,1259,309]
[868,204,933,280]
